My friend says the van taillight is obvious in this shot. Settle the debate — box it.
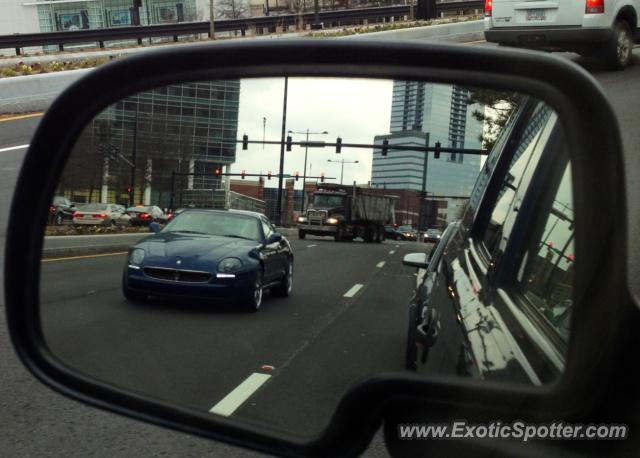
[485,0,493,17]
[586,0,604,14]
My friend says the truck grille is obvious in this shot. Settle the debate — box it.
[307,210,327,225]
[144,267,212,283]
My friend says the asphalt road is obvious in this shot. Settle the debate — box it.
[2,47,640,456]
[40,238,421,437]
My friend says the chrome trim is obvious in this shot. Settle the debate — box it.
[468,239,488,275]
[497,288,565,373]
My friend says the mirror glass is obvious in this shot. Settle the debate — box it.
[39,76,573,437]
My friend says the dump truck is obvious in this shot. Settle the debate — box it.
[297,184,396,242]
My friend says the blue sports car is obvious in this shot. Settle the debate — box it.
[122,209,293,312]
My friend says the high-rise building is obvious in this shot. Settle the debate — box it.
[372,81,483,198]
[61,80,240,208]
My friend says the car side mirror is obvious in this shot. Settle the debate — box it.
[149,222,161,234]
[402,252,428,269]
[4,40,634,458]
[265,233,282,245]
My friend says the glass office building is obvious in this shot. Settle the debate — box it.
[61,80,240,208]
[34,0,198,32]
[372,82,483,198]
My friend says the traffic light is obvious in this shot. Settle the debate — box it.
[126,186,133,194]
[267,170,272,180]
[286,135,292,152]
[381,138,389,156]
[294,171,299,181]
[336,137,342,154]
[241,170,246,179]
[434,141,441,159]
[242,134,248,150]
[320,172,325,183]
[214,168,221,177]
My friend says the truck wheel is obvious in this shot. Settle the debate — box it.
[334,225,343,242]
[298,230,306,240]
[603,21,633,70]
[363,226,373,243]
[375,226,384,243]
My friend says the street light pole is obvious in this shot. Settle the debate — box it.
[327,158,359,185]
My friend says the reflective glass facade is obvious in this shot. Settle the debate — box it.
[373,82,483,198]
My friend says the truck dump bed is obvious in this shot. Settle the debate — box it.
[317,184,396,224]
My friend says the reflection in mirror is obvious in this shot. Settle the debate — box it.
[39,77,568,437]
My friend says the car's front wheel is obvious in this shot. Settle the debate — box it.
[272,259,293,298]
[245,270,264,312]
[54,212,63,225]
[298,230,306,239]
[604,21,633,70]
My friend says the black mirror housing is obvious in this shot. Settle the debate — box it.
[4,40,637,458]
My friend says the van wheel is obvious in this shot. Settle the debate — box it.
[604,21,633,70]
[298,230,306,240]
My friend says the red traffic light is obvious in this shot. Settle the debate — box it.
[320,172,325,183]
[214,168,221,176]
[294,171,299,181]
[241,170,246,179]
[267,170,272,180]
[126,186,133,193]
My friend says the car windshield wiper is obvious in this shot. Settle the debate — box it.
[167,230,208,235]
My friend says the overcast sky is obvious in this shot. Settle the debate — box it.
[235,77,393,189]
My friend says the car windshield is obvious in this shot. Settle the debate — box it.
[77,204,108,212]
[398,225,413,231]
[163,211,262,241]
[313,194,344,207]
[427,229,441,235]
[127,207,150,212]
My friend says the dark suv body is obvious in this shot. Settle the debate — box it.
[405,98,574,385]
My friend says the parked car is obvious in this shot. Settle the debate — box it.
[48,195,76,225]
[484,0,640,70]
[423,228,442,243]
[122,209,293,311]
[73,203,125,226]
[125,205,168,226]
[403,97,574,382]
[397,225,417,241]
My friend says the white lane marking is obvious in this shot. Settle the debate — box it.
[389,250,396,255]
[306,244,317,248]
[343,283,364,298]
[395,245,400,248]
[209,372,271,417]
[376,261,386,268]
[0,144,29,153]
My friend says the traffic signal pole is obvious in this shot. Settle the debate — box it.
[275,77,288,225]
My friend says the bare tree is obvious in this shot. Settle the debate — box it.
[215,0,250,19]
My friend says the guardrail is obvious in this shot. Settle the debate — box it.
[0,2,484,56]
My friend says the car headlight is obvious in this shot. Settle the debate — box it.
[327,217,339,225]
[297,216,307,223]
[129,248,145,265]
[218,257,243,273]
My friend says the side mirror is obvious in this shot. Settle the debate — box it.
[402,252,428,269]
[149,222,161,234]
[265,233,282,245]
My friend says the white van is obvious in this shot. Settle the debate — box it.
[484,0,639,69]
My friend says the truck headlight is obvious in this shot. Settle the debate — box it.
[327,217,339,225]
[297,216,307,223]
[218,257,243,273]
[129,248,145,265]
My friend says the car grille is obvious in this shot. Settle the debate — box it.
[307,210,327,225]
[144,267,212,283]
